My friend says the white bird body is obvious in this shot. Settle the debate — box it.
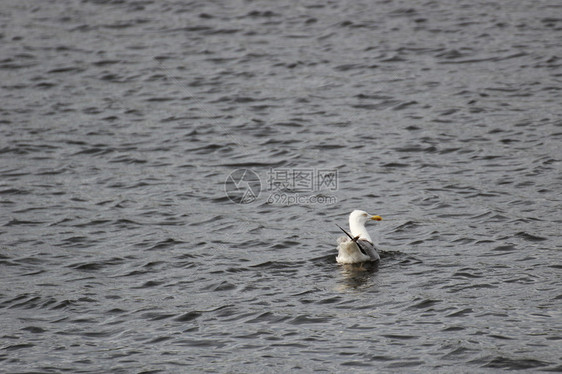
[336,210,382,264]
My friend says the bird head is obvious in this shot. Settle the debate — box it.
[350,209,382,225]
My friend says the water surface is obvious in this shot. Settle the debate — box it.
[1,0,561,372]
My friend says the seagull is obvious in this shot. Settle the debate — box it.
[336,210,382,264]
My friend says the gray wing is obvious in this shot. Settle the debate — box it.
[357,240,380,261]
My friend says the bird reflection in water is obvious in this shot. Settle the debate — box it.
[336,261,379,290]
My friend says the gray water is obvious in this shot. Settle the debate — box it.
[1,0,561,372]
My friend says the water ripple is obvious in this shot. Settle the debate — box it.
[0,0,560,372]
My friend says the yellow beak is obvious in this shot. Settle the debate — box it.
[371,215,382,221]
